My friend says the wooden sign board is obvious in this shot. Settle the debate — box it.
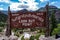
[9,11,46,28]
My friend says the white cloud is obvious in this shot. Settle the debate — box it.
[50,1,57,5]
[10,0,39,11]
[40,0,49,2]
[0,0,10,3]
[0,0,39,11]
[0,8,4,10]
[10,3,24,11]
[26,2,39,11]
[18,0,35,3]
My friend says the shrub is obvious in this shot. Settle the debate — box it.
[21,36,24,40]
[30,36,35,40]
[35,33,41,40]
[0,28,3,32]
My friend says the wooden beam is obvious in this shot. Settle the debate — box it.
[5,6,11,37]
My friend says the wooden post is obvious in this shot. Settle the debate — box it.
[45,2,50,37]
[5,6,11,37]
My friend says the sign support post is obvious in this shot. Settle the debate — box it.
[6,6,11,37]
[45,2,50,37]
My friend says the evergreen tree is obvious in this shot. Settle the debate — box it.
[50,10,57,36]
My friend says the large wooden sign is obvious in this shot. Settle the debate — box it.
[9,11,46,28]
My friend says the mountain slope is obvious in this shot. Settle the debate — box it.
[0,11,7,22]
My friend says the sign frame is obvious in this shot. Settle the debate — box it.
[9,11,47,28]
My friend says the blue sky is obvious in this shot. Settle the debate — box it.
[0,0,60,11]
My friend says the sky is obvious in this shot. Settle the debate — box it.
[0,0,60,11]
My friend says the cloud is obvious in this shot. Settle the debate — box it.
[10,3,24,11]
[18,0,35,3]
[18,5,29,8]
[0,0,39,11]
[0,0,10,3]
[50,1,57,5]
[0,8,4,10]
[10,0,39,11]
[26,2,39,11]
[40,0,49,2]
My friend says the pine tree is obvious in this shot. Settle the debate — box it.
[50,10,57,36]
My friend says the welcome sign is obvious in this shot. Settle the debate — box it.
[9,11,46,28]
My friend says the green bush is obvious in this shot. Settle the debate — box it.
[52,27,60,35]
[0,22,5,27]
[0,28,3,32]
[58,24,60,27]
[14,32,20,37]
[31,28,36,32]
[30,36,35,40]
[21,36,24,40]
[35,34,40,40]
[52,23,60,35]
